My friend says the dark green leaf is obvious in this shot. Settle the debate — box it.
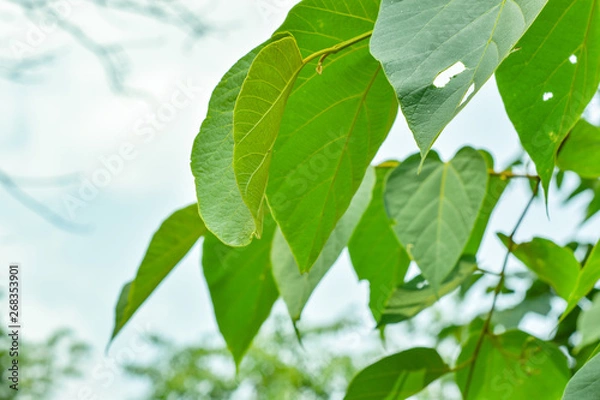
[456,331,570,400]
[385,148,488,290]
[344,348,449,400]
[496,0,600,193]
[379,257,477,326]
[271,168,375,321]
[202,216,279,366]
[266,0,398,272]
[348,164,410,322]
[111,205,205,341]
[558,119,600,179]
[371,0,547,156]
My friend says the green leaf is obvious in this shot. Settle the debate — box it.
[191,43,267,247]
[492,280,554,328]
[563,352,600,400]
[233,35,304,234]
[379,257,477,326]
[385,148,488,290]
[464,151,509,256]
[266,0,398,273]
[577,293,600,350]
[504,237,580,300]
[590,343,600,361]
[371,0,547,156]
[496,0,600,194]
[344,348,449,400]
[348,164,410,322]
[565,240,600,316]
[111,205,205,342]
[271,167,375,321]
[558,119,600,179]
[456,330,570,400]
[201,215,279,365]
[565,178,600,222]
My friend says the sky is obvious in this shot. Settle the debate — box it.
[0,1,599,399]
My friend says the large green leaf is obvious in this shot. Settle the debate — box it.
[497,0,600,193]
[348,163,410,322]
[191,43,267,247]
[201,216,279,366]
[563,352,600,400]
[385,148,488,290]
[577,293,600,350]
[557,119,600,179]
[344,348,449,400]
[233,35,304,234]
[464,151,509,256]
[111,205,205,341]
[503,236,580,300]
[271,167,375,321]
[456,331,570,400]
[379,257,477,326]
[266,0,398,273]
[565,240,600,316]
[371,0,547,156]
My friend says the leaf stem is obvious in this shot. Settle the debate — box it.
[462,180,539,398]
[488,170,539,181]
[302,30,373,73]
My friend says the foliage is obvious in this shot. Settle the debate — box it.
[112,0,600,398]
[123,315,377,400]
[0,323,89,400]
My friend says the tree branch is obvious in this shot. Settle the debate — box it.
[462,179,540,398]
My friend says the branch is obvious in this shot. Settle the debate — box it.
[3,0,210,98]
[0,169,90,233]
[462,179,540,398]
[488,170,540,181]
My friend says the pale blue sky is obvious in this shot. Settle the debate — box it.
[0,1,598,398]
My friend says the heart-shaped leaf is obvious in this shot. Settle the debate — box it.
[371,0,547,156]
[497,0,600,193]
[385,148,488,290]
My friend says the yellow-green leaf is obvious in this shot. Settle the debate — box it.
[233,35,304,235]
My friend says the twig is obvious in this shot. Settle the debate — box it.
[488,170,539,181]
[0,169,90,233]
[462,178,540,398]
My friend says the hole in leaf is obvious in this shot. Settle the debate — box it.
[569,54,578,64]
[460,83,475,106]
[433,62,466,88]
[416,281,428,290]
[543,92,554,101]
